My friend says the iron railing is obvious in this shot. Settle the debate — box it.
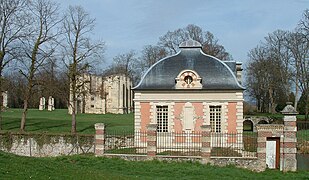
[156,131,201,156]
[211,132,257,157]
[105,130,147,155]
[105,130,257,157]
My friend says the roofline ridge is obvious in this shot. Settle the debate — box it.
[132,51,182,90]
[199,49,245,90]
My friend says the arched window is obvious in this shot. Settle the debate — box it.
[184,75,193,84]
[175,70,202,89]
[258,120,268,124]
[243,120,253,131]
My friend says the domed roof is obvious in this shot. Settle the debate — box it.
[133,40,244,91]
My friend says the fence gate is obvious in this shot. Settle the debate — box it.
[266,137,280,169]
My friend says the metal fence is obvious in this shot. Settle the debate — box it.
[105,131,147,154]
[156,131,201,156]
[211,132,257,157]
[105,130,257,157]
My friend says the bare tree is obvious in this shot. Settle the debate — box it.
[158,24,232,60]
[246,35,290,114]
[299,9,309,38]
[264,30,291,112]
[61,5,105,134]
[0,0,27,129]
[297,9,309,119]
[140,45,166,70]
[159,28,187,54]
[285,32,308,110]
[19,0,60,131]
[202,31,232,61]
[246,46,268,112]
[128,45,167,84]
[112,50,136,78]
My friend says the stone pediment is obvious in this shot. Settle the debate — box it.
[281,103,298,115]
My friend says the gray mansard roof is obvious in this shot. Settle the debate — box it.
[133,40,244,91]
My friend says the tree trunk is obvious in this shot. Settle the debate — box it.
[71,86,77,134]
[71,109,76,134]
[0,67,3,130]
[21,77,32,131]
[20,100,28,131]
[0,86,2,130]
[0,111,2,130]
[269,87,276,114]
[305,93,309,121]
[294,78,298,110]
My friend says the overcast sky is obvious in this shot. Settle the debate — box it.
[55,0,308,68]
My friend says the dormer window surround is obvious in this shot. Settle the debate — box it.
[175,70,202,89]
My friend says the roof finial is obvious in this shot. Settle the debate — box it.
[179,39,202,49]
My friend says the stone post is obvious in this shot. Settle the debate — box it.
[95,123,105,156]
[48,96,54,111]
[147,124,157,158]
[201,125,211,164]
[39,97,45,110]
[281,102,298,172]
[2,91,8,108]
[52,97,55,110]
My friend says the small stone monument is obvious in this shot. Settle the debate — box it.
[39,97,45,110]
[48,96,55,111]
[2,91,8,108]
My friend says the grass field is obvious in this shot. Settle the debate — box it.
[1,109,134,134]
[0,108,307,135]
[0,151,308,180]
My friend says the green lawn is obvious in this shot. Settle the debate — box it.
[0,151,308,179]
[0,109,134,134]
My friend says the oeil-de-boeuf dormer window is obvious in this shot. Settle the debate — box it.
[156,105,168,132]
[175,70,202,89]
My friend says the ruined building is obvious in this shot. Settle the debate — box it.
[68,74,133,114]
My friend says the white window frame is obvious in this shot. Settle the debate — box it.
[155,105,169,133]
[209,105,222,133]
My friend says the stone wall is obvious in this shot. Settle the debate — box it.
[210,157,262,171]
[102,154,263,172]
[0,133,94,157]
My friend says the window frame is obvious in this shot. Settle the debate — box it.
[209,105,222,133]
[156,105,169,133]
